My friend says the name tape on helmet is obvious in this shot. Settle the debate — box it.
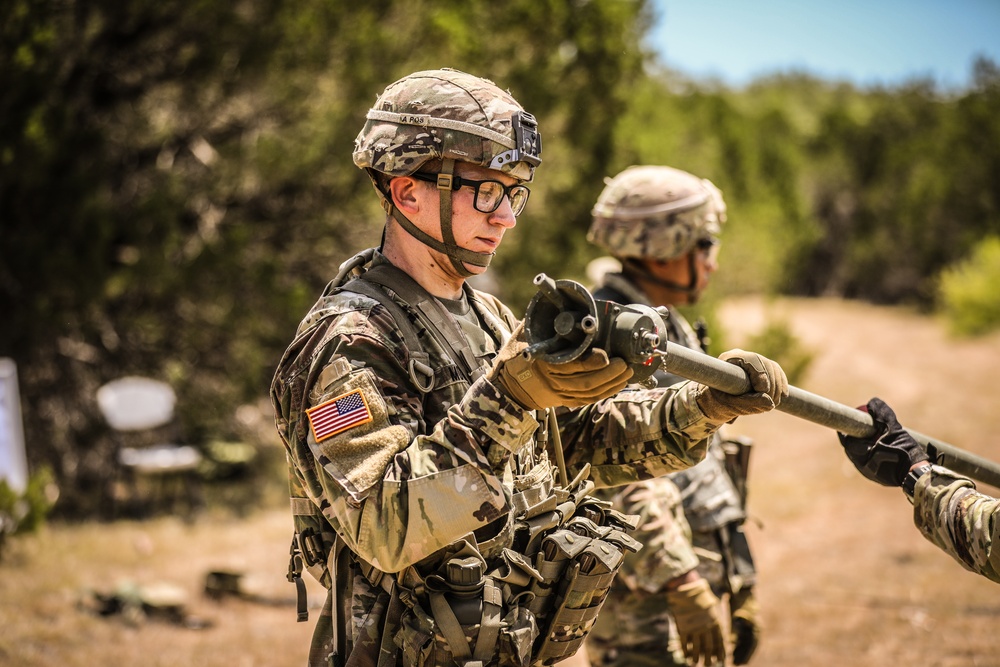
[366,110,516,149]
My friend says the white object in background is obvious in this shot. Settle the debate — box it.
[0,358,29,494]
[96,376,177,431]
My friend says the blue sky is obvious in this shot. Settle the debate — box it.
[650,0,1000,89]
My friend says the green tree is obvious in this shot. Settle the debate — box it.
[1,0,656,516]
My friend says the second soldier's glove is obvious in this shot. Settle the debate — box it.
[837,397,928,486]
[693,349,789,423]
[488,323,634,410]
[729,587,761,665]
[666,578,727,666]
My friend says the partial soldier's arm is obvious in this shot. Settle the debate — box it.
[913,466,1000,583]
[560,348,788,489]
[559,382,720,488]
[615,478,700,587]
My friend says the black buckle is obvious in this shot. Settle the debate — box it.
[297,528,325,568]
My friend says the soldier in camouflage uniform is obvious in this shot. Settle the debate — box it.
[584,166,763,666]
[269,70,790,667]
[839,397,999,584]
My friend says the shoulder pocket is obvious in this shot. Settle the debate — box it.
[307,367,410,501]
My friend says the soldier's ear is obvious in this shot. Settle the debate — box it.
[389,176,424,216]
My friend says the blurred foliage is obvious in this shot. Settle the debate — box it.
[744,320,815,386]
[0,468,58,557]
[1,0,998,517]
[937,236,1000,337]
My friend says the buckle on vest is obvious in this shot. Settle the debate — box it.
[297,528,325,568]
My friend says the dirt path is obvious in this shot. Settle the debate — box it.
[2,296,998,666]
[717,296,1000,667]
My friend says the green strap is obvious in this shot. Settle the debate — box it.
[376,584,404,667]
[339,277,435,393]
[361,263,485,383]
[472,577,503,663]
[429,591,474,661]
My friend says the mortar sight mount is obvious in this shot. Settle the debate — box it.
[521,273,667,386]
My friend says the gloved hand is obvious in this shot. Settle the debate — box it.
[837,397,928,486]
[488,324,634,410]
[665,577,727,666]
[694,349,789,423]
[729,587,761,665]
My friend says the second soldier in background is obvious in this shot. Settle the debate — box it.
[584,166,761,666]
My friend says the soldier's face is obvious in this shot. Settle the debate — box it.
[644,245,719,305]
[413,163,521,277]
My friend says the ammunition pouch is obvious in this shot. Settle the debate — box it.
[393,467,641,667]
[720,434,753,510]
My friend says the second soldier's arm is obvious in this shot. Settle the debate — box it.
[912,466,1000,583]
[839,397,1000,583]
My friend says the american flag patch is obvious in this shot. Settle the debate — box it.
[306,388,373,442]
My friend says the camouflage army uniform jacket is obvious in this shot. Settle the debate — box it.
[914,465,1000,583]
[270,254,728,666]
[588,273,753,660]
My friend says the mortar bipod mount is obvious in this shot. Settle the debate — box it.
[522,273,668,386]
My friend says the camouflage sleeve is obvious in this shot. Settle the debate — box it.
[273,307,539,574]
[559,380,722,489]
[614,478,700,590]
[913,466,1000,583]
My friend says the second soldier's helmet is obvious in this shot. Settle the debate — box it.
[353,68,541,183]
[587,165,726,261]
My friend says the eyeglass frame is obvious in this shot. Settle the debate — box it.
[694,236,721,263]
[410,172,530,216]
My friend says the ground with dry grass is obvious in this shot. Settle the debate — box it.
[1,296,998,667]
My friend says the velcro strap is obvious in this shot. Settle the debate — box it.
[536,636,587,662]
[575,570,617,591]
[290,496,315,516]
[548,604,602,625]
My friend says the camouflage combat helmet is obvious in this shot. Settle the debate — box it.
[353,68,542,276]
[588,165,726,262]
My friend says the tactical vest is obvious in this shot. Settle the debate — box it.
[285,250,641,667]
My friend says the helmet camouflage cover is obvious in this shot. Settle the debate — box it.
[353,68,541,183]
[588,165,727,261]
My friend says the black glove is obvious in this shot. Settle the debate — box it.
[729,587,760,665]
[837,397,928,486]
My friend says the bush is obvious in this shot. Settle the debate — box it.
[745,318,814,386]
[0,467,58,558]
[937,236,1000,337]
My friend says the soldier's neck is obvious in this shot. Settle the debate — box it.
[383,239,465,300]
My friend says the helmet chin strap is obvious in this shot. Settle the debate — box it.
[624,252,702,303]
[369,160,494,278]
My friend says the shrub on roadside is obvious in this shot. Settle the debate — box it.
[745,319,814,386]
[937,236,1000,337]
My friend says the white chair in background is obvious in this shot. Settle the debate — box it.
[96,377,202,518]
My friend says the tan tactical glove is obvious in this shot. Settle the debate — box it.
[488,324,634,410]
[694,349,788,423]
[730,587,761,665]
[666,578,727,666]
